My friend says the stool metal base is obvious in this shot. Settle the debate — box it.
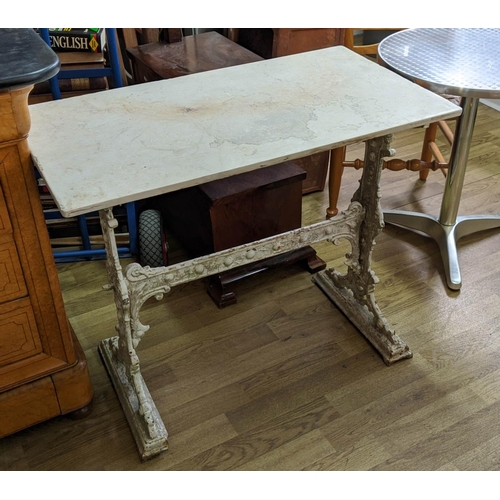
[383,210,500,290]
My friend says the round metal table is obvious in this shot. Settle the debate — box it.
[378,28,500,290]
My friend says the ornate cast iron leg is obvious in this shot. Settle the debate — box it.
[97,142,410,459]
[97,208,169,461]
[97,203,370,460]
[313,135,412,365]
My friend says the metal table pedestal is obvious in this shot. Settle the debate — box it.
[378,28,500,290]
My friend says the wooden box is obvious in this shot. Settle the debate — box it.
[148,162,325,307]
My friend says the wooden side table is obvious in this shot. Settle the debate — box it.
[0,28,93,438]
[126,30,262,83]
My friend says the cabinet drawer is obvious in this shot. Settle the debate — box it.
[0,298,42,366]
[0,376,60,438]
[0,240,27,304]
[0,188,12,238]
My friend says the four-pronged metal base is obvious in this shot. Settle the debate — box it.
[383,210,500,290]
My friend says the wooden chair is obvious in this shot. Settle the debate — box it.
[326,28,456,218]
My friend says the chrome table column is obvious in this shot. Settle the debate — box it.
[378,28,500,290]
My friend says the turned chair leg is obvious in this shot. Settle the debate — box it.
[326,146,346,219]
[419,121,439,181]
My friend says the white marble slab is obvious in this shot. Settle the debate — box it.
[28,46,461,217]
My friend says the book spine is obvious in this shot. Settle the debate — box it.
[31,77,108,95]
[28,89,105,105]
[47,30,104,53]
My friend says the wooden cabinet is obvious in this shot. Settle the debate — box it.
[157,162,307,257]
[0,31,93,438]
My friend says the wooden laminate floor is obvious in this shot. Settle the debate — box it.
[2,103,500,471]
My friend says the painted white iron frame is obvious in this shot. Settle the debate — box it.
[98,134,412,461]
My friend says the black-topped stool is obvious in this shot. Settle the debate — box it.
[0,28,60,89]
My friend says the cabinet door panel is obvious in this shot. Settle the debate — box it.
[0,240,27,304]
[0,298,42,365]
[0,376,60,438]
[0,188,11,238]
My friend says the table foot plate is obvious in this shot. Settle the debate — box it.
[313,270,412,365]
[384,210,500,290]
[98,337,168,461]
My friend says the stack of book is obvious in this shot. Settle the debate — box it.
[30,28,109,103]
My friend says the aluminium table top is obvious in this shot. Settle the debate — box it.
[28,45,461,218]
[378,28,500,99]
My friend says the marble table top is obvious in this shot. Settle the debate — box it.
[28,46,461,217]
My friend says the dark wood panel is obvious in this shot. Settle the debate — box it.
[232,28,345,59]
[155,162,305,256]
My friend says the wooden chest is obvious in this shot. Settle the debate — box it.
[147,162,325,307]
